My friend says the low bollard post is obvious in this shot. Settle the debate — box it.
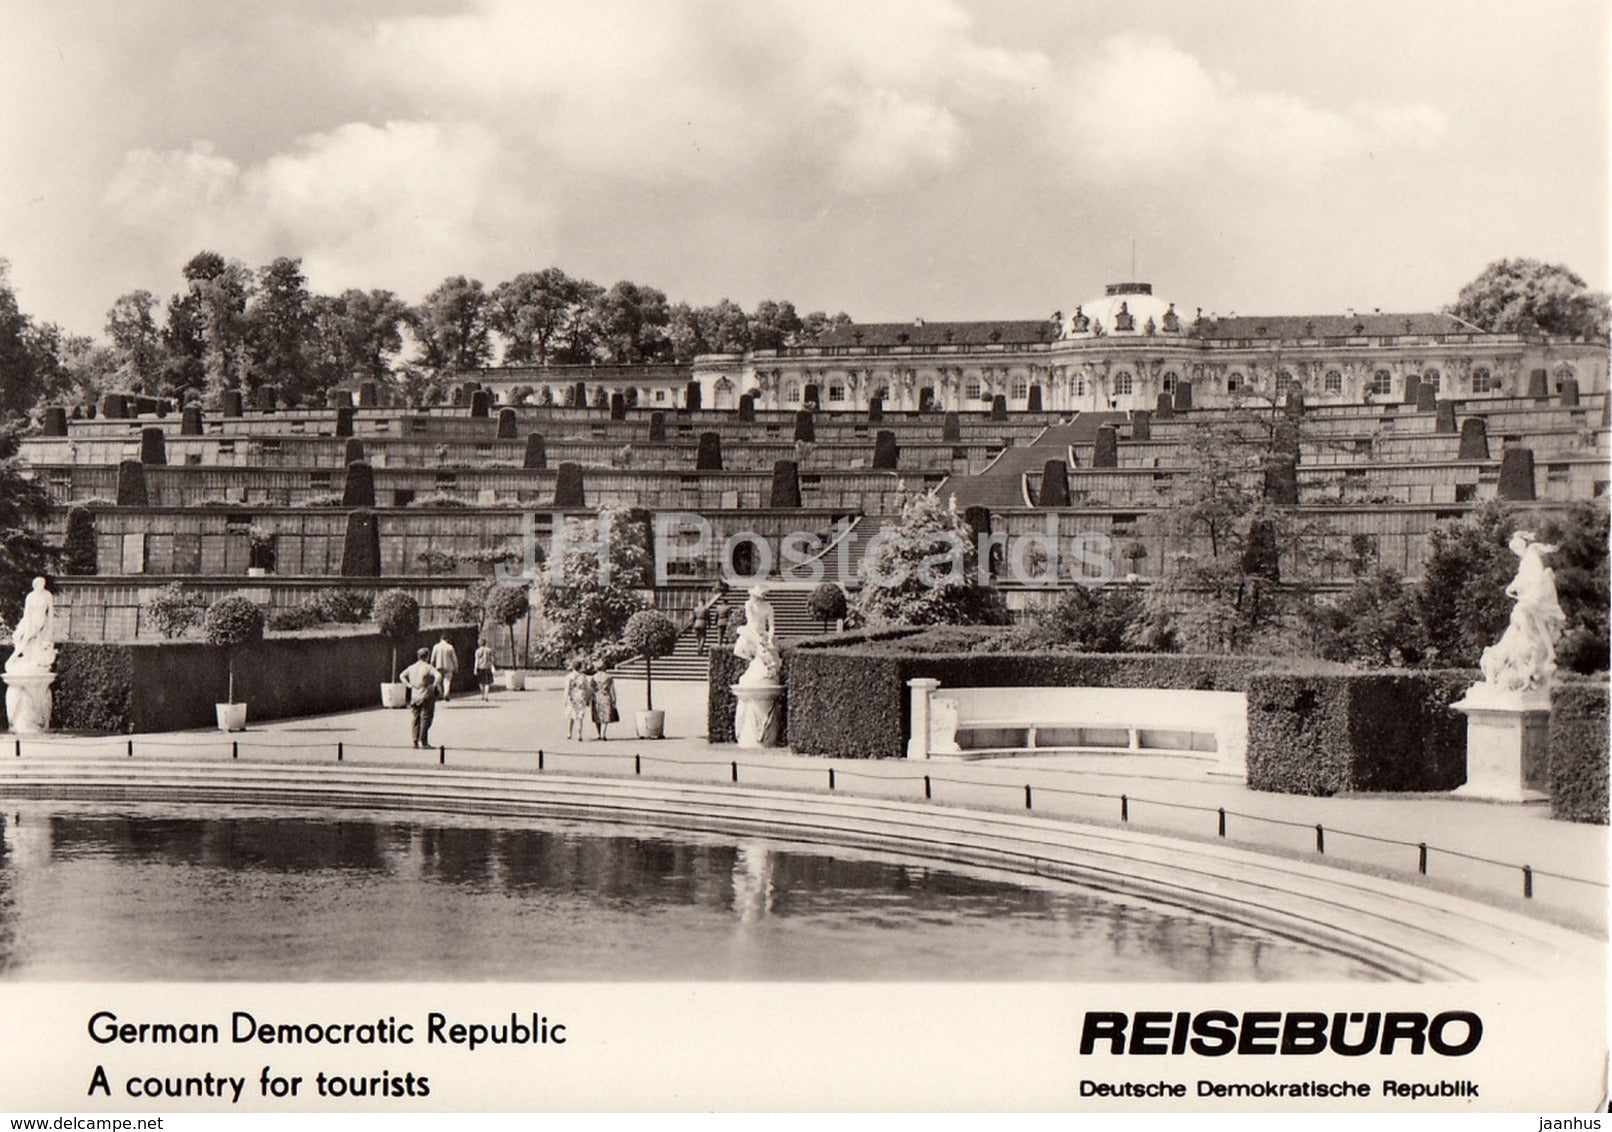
[1522,866,1533,899]
[634,754,641,775]
[537,748,545,771]
[439,745,446,766]
[1315,824,1325,854]
[13,739,19,758]
[828,768,836,791]
[1024,784,1032,810]
[1418,843,1428,875]
[337,742,343,763]
[232,740,238,760]
[1120,794,1128,822]
[923,775,932,800]
[731,760,738,784]
[128,738,134,758]
[1217,807,1226,837]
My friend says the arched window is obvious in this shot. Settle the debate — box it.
[784,381,801,404]
[1471,367,1493,394]
[1226,372,1243,394]
[1113,371,1134,395]
[1324,370,1343,394]
[1162,372,1177,395]
[965,378,982,401]
[827,383,846,403]
[1554,363,1577,391]
[1011,376,1029,400]
[1072,374,1086,397]
[1423,368,1441,392]
[1277,369,1294,391]
[1371,370,1393,397]
[874,385,889,402]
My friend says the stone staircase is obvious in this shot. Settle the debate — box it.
[612,584,840,682]
[939,412,1126,509]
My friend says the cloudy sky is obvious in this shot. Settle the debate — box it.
[2,0,1606,337]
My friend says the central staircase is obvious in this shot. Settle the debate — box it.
[612,584,838,682]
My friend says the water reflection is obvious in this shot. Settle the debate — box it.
[0,803,1390,982]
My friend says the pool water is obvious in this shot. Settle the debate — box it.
[0,801,1389,981]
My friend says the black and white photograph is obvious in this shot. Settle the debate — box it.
[0,0,1606,1117]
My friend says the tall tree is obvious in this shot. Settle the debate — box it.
[749,299,803,350]
[310,288,407,388]
[105,290,163,396]
[669,298,750,362]
[0,260,52,420]
[591,280,671,363]
[411,275,492,374]
[246,256,316,403]
[195,257,254,398]
[1448,259,1610,340]
[0,421,53,623]
[799,310,853,343]
[489,268,588,365]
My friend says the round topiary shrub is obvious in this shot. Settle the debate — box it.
[313,588,373,624]
[373,589,420,681]
[623,609,680,711]
[203,595,265,704]
[807,582,847,632]
[267,604,325,632]
[484,583,531,669]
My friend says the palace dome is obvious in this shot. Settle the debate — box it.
[1065,282,1185,339]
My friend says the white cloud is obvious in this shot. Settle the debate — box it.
[1055,35,1447,180]
[103,120,532,299]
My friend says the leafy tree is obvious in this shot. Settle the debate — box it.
[807,582,847,632]
[411,275,492,374]
[799,310,853,343]
[484,582,531,669]
[147,583,207,639]
[373,589,420,681]
[0,422,53,622]
[203,595,265,704]
[749,299,803,350]
[591,280,671,363]
[669,299,751,362]
[246,257,316,403]
[622,609,680,710]
[1448,259,1610,340]
[489,268,589,365]
[0,260,66,420]
[1029,584,1143,652]
[1318,567,1427,667]
[197,258,254,398]
[531,507,652,664]
[552,277,605,363]
[854,491,1011,628]
[105,290,164,396]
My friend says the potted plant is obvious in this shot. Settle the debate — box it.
[622,609,679,739]
[373,589,420,708]
[807,581,847,633]
[484,583,531,691]
[246,524,276,576]
[204,595,264,731]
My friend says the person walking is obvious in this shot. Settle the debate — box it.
[399,647,441,749]
[591,666,618,740]
[565,659,594,742]
[715,604,732,651]
[472,639,496,701]
[693,602,709,655]
[430,634,460,702]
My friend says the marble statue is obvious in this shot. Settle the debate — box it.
[4,577,57,734]
[1479,532,1566,693]
[732,585,781,686]
[731,585,783,748]
[5,578,56,675]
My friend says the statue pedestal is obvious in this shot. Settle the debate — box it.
[1451,685,1550,803]
[3,671,56,735]
[731,682,784,749]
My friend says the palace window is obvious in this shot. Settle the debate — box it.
[874,385,889,402]
[653,389,667,403]
[1225,373,1243,394]
[1277,370,1294,391]
[1471,367,1493,394]
[1011,376,1029,400]
[965,379,981,401]
[1113,371,1134,395]
[828,383,845,403]
[1072,375,1086,397]
[784,381,801,404]
[1423,368,1441,391]
[1162,372,1177,395]
[1371,370,1393,397]
[1324,370,1343,394]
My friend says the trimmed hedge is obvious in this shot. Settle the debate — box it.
[1550,681,1609,824]
[1,627,478,734]
[1245,670,1472,795]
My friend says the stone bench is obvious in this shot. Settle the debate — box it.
[906,680,1247,777]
